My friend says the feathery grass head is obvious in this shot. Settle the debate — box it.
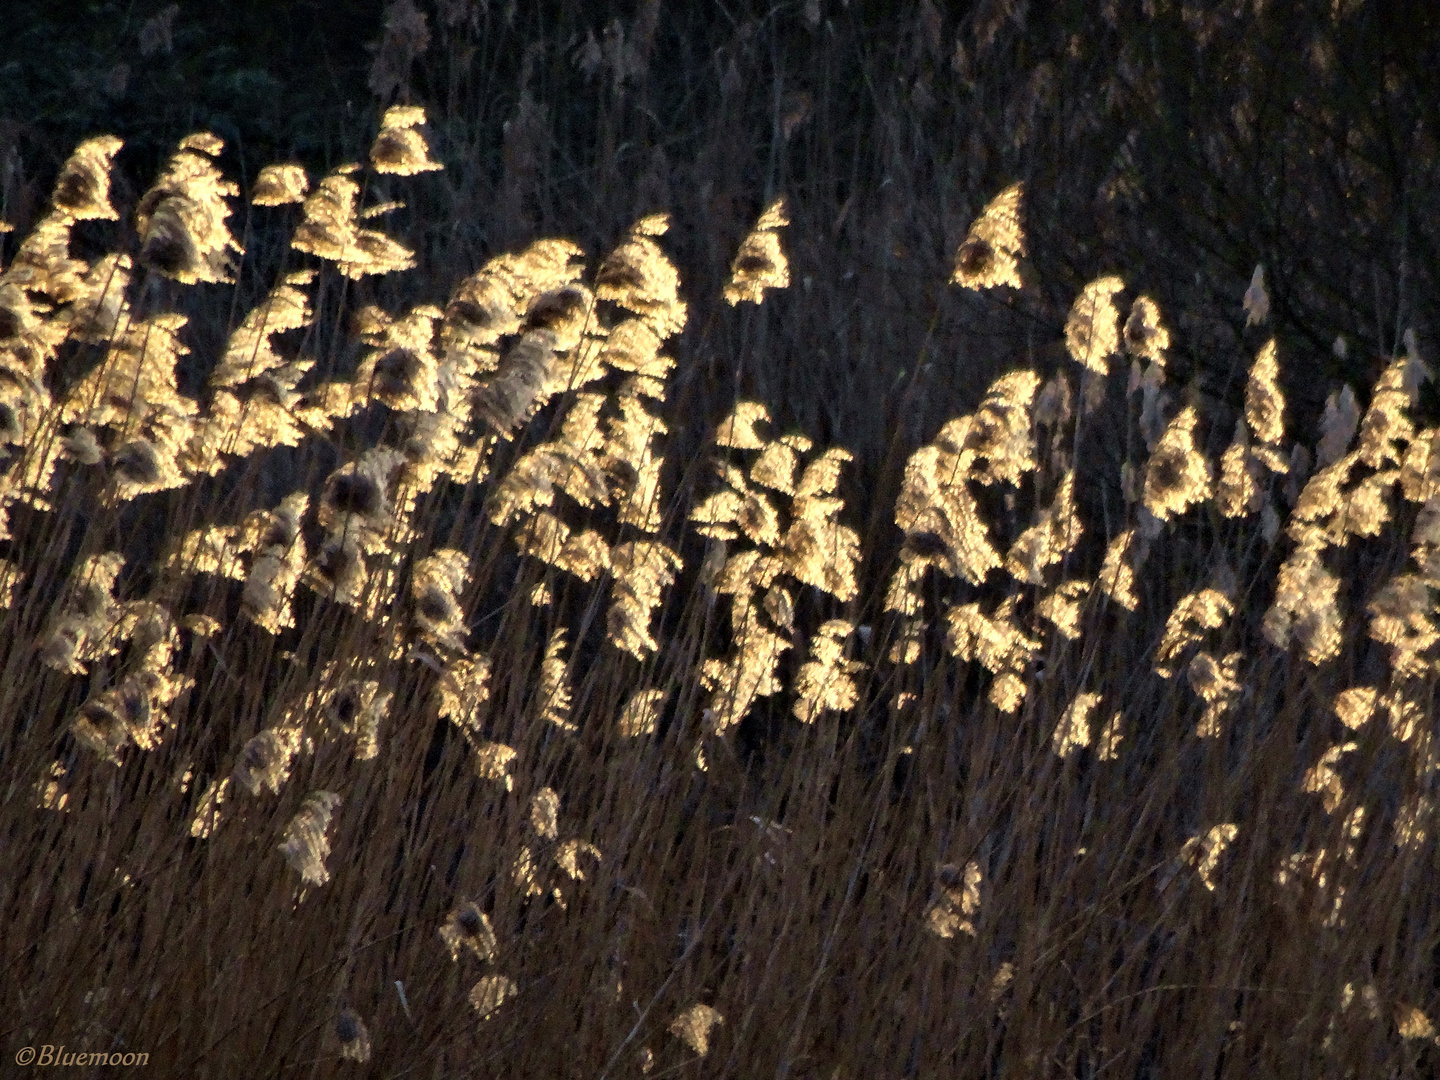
[0,280,49,352]
[1097,529,1140,611]
[1143,406,1211,522]
[278,791,342,886]
[469,974,517,1019]
[232,727,303,796]
[1356,356,1419,469]
[444,239,586,353]
[529,786,561,838]
[534,630,576,731]
[1263,535,1343,664]
[945,598,1040,711]
[1180,824,1239,891]
[1188,651,1243,737]
[334,1008,371,1063]
[1245,339,1286,444]
[1006,470,1081,584]
[355,305,443,412]
[370,104,443,175]
[252,164,309,206]
[523,283,593,349]
[319,448,405,545]
[595,213,686,337]
[783,510,860,602]
[605,390,668,531]
[62,253,132,343]
[600,317,672,379]
[1217,421,1261,518]
[412,549,470,649]
[1053,691,1100,757]
[952,182,1024,289]
[2,211,88,301]
[305,531,369,607]
[473,330,558,433]
[692,462,777,545]
[724,198,790,305]
[1036,579,1089,640]
[1316,386,1360,467]
[926,860,982,938]
[966,370,1040,487]
[701,604,791,734]
[239,494,309,633]
[291,166,415,278]
[1243,264,1269,326]
[793,619,863,722]
[109,434,187,502]
[715,401,771,450]
[39,552,126,673]
[1123,295,1170,364]
[319,677,389,761]
[1334,686,1378,730]
[51,135,124,221]
[188,778,229,839]
[618,688,666,736]
[608,541,682,658]
[435,654,492,730]
[441,901,497,962]
[670,1004,724,1057]
[211,277,314,387]
[290,168,361,261]
[135,133,242,283]
[1154,587,1233,677]
[1065,276,1125,372]
[893,432,1002,587]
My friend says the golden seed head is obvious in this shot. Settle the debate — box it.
[252,164,309,206]
[1065,275,1125,372]
[724,198,791,305]
[952,182,1024,290]
[1123,295,1170,364]
[51,135,124,221]
[669,1004,724,1057]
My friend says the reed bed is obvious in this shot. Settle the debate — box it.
[1,38,1439,1080]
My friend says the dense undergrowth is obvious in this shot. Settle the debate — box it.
[2,3,1439,1079]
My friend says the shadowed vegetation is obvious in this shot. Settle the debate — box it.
[2,2,1439,1077]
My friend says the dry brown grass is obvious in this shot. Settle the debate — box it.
[1,25,1439,1079]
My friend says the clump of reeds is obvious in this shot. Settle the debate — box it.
[0,101,1436,1080]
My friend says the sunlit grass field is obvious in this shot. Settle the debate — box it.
[1,90,1438,1077]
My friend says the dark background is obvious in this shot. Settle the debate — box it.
[3,0,1439,458]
